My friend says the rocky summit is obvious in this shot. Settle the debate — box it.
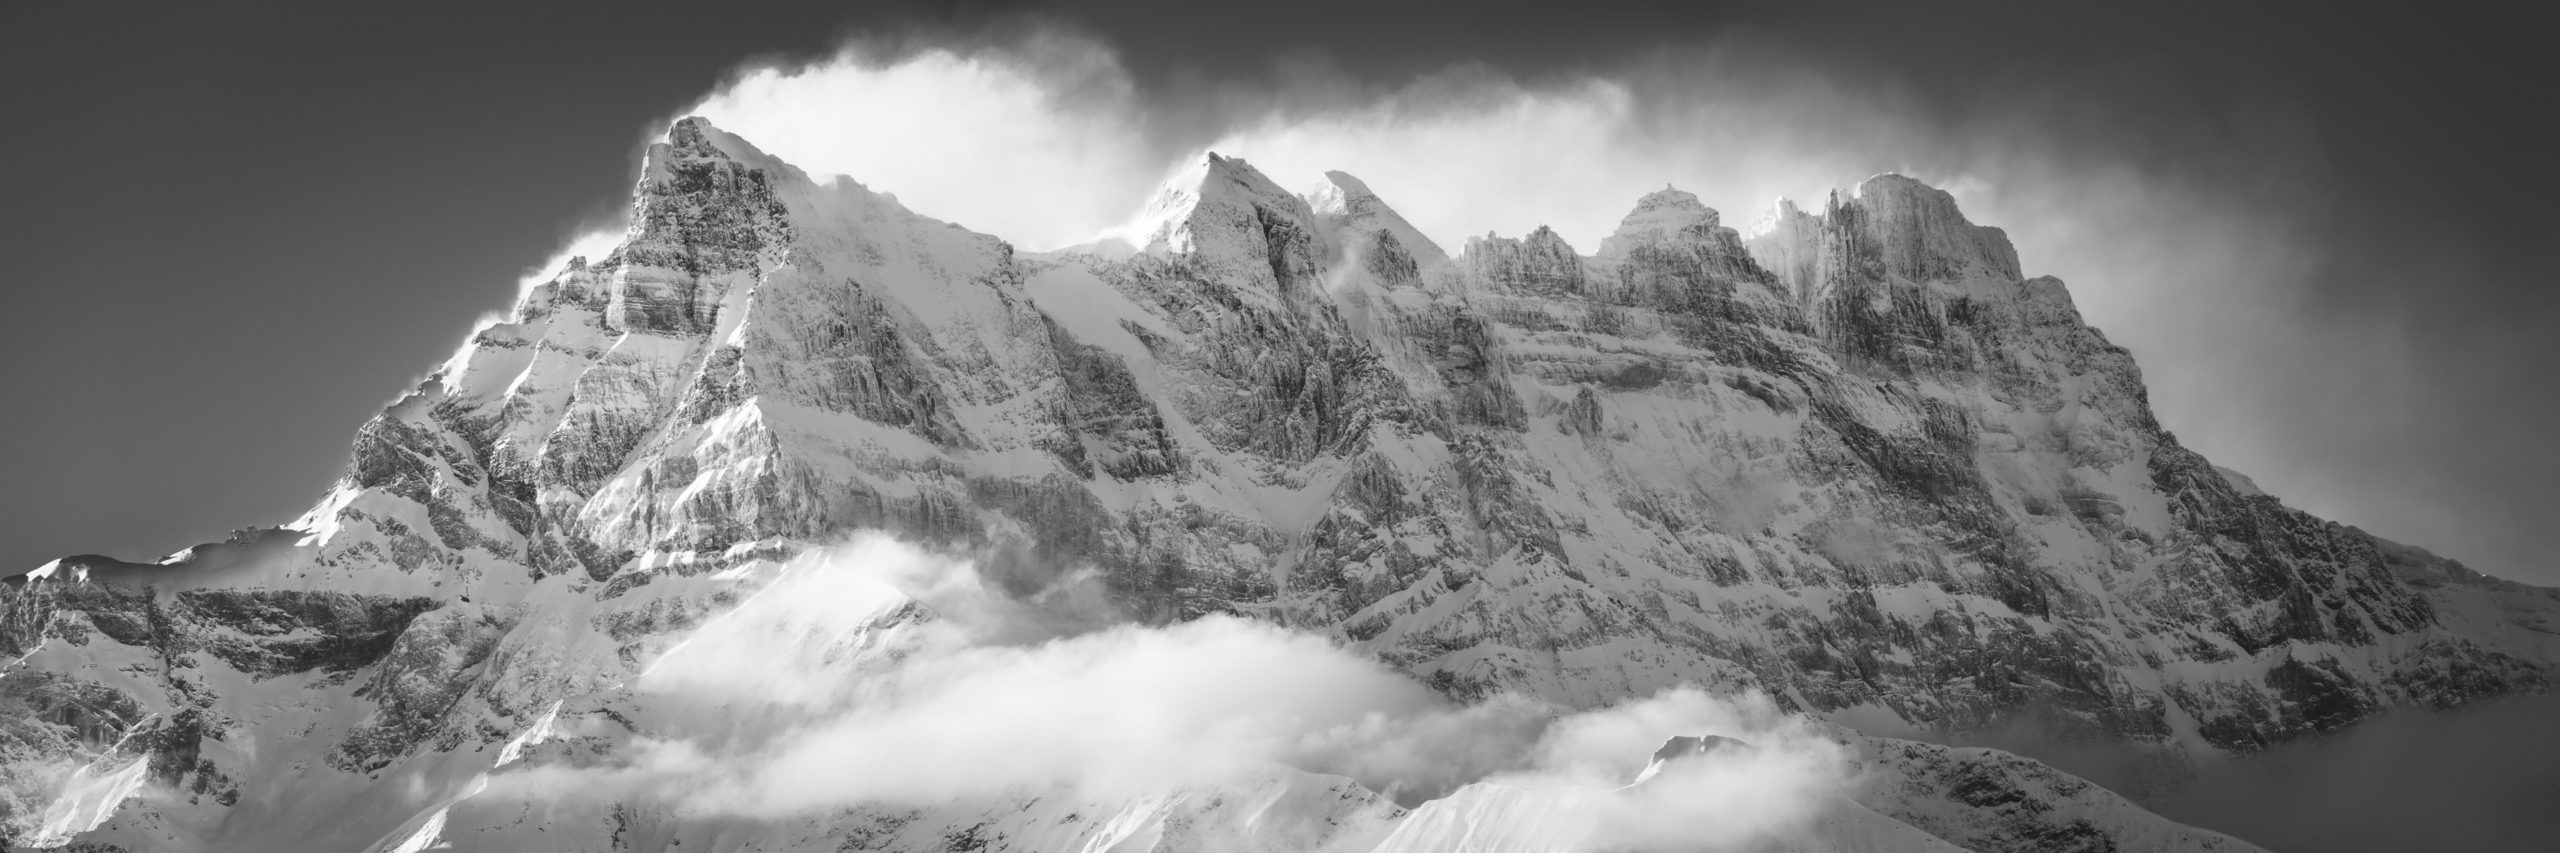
[2,117,2552,852]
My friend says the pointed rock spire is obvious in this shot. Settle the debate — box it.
[1743,196,1822,301]
[1084,152,1330,310]
[1104,152,1312,258]
[1310,169,1454,280]
[612,116,794,335]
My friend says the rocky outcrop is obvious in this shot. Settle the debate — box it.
[1466,226,1585,297]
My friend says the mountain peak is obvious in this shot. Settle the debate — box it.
[1309,169,1452,268]
[1742,172,2022,297]
[650,116,818,189]
[1849,171,1939,198]
[1843,172,2022,282]
[1197,152,1299,206]
[667,114,720,136]
[1629,184,1710,216]
[1742,196,1806,239]
[1303,170,1371,218]
[1598,184,1721,257]
[1082,150,1313,259]
[1319,169,1375,198]
[1650,734,1750,765]
[1631,735,1754,786]
[659,115,740,161]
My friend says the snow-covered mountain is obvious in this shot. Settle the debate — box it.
[4,116,2552,851]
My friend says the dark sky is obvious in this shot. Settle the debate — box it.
[2,0,2553,594]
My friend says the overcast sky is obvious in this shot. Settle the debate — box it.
[2,0,2552,591]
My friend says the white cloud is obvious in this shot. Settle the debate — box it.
[686,34,1165,250]
[672,38,1914,255]
[499,535,1857,849]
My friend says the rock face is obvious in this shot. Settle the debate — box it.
[2,117,2553,851]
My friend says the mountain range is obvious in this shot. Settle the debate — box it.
[4,117,2553,852]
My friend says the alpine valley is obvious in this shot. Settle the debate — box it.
[4,118,2553,852]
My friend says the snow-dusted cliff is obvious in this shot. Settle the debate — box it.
[3,116,2551,851]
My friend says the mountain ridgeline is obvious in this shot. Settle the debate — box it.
[3,117,2553,852]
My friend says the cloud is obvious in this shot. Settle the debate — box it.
[686,31,1169,250]
[1512,690,1859,850]
[673,33,1937,255]
[496,535,1857,847]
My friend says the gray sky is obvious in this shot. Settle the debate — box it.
[2,0,2552,593]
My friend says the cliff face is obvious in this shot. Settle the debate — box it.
[2,116,2551,851]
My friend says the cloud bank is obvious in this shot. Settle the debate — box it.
[689,32,1167,251]
[498,536,1857,846]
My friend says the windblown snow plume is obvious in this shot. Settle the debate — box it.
[495,535,1860,849]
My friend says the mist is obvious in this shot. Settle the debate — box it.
[495,535,1861,847]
